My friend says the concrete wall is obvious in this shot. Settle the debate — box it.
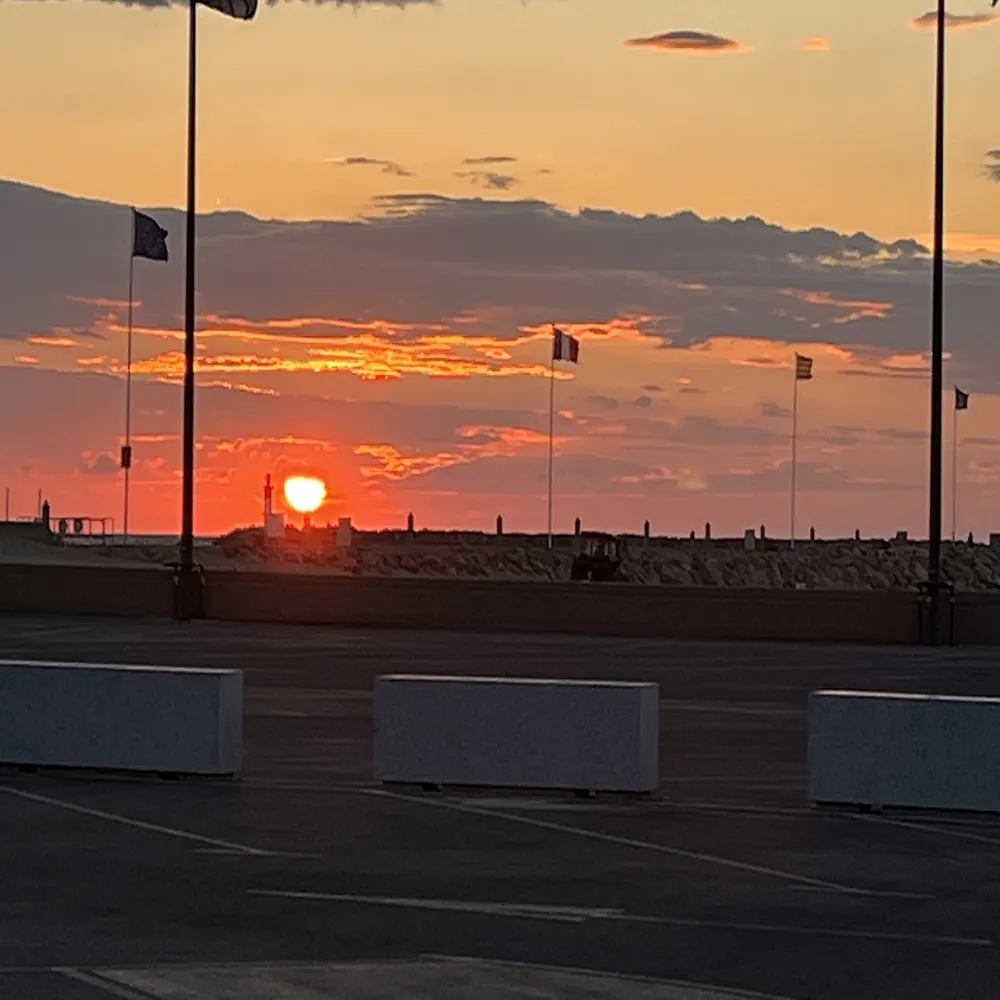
[7,561,1000,645]
[204,572,922,643]
[0,563,174,617]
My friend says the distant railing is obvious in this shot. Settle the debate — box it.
[51,516,114,542]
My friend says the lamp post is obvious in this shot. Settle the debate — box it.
[926,0,946,643]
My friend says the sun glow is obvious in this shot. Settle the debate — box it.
[283,475,327,513]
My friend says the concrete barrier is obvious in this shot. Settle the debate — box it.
[374,675,659,792]
[0,660,242,775]
[808,690,1000,812]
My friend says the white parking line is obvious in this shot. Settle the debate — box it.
[368,788,871,895]
[248,889,619,922]
[250,889,991,948]
[58,968,153,999]
[853,813,1000,847]
[0,785,270,857]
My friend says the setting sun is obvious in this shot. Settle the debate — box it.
[283,475,327,514]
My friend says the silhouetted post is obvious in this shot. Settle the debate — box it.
[574,517,581,536]
[177,0,199,619]
[926,0,947,643]
[496,514,503,536]
[809,526,816,542]
[705,522,711,540]
[689,530,696,541]
[968,530,974,545]
[855,528,861,542]
[3,487,8,522]
[407,512,414,532]
[41,500,50,530]
[644,520,650,539]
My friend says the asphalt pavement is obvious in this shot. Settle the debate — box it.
[0,614,998,1000]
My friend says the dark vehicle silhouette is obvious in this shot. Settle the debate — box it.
[570,532,624,582]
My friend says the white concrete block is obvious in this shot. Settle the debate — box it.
[0,660,242,775]
[375,675,659,792]
[808,689,1000,812]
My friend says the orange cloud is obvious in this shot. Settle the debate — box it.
[780,289,893,324]
[14,355,39,365]
[625,31,749,54]
[357,423,561,481]
[800,36,830,51]
[27,335,80,347]
[124,348,559,382]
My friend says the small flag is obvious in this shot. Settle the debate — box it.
[120,445,132,470]
[553,328,580,364]
[795,354,813,381]
[955,387,969,411]
[132,210,169,262]
[199,0,258,19]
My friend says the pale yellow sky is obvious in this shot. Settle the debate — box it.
[4,0,1000,240]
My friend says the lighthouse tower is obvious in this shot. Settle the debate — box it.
[263,473,285,538]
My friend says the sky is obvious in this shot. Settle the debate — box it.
[3,0,1000,539]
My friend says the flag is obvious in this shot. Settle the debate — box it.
[795,353,813,380]
[199,0,258,19]
[955,387,969,411]
[132,210,169,262]
[553,328,580,364]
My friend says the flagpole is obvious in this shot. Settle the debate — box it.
[179,0,198,616]
[790,363,798,550]
[951,392,958,543]
[547,351,555,550]
[927,0,946,642]
[124,215,135,544]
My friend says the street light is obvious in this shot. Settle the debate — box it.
[926,0,947,644]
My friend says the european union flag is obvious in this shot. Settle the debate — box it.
[132,210,168,263]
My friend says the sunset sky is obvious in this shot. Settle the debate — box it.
[3,0,1000,538]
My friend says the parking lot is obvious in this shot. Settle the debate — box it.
[1,614,998,999]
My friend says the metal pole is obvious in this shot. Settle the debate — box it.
[927,0,946,642]
[179,0,198,604]
[124,231,135,544]
[547,353,555,549]
[951,395,958,543]
[790,366,798,550]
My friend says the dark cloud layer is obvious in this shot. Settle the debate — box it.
[329,156,413,177]
[911,10,998,31]
[12,0,435,7]
[455,170,518,191]
[3,178,999,391]
[625,31,748,54]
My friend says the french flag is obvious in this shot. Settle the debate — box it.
[552,328,580,364]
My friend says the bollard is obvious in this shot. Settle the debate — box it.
[643,520,650,540]
[855,528,861,542]
[968,531,974,545]
[705,522,711,540]
[407,512,414,532]
[574,517,581,536]
[809,526,816,543]
[496,514,503,536]
[689,530,696,541]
